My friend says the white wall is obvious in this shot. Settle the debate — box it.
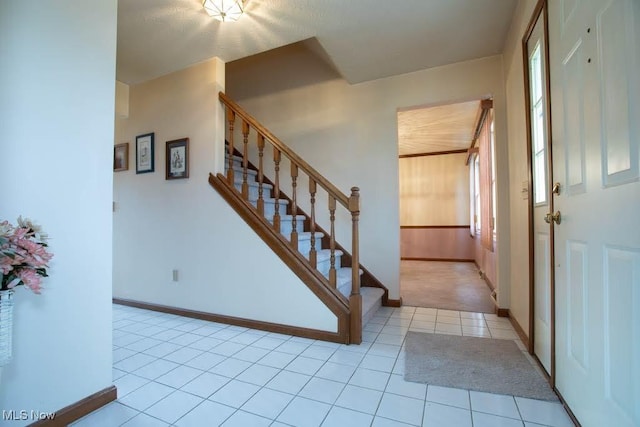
[0,0,117,423]
[399,153,470,226]
[475,235,498,290]
[113,59,337,333]
[228,47,510,303]
[502,0,540,335]
[115,81,130,119]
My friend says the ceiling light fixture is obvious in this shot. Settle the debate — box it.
[202,0,246,22]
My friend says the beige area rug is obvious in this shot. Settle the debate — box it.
[404,331,558,401]
[400,261,495,313]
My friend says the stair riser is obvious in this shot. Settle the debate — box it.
[224,157,246,169]
[316,254,343,276]
[228,182,287,214]
[233,182,272,199]
[278,219,305,236]
[296,239,323,255]
[267,218,305,235]
[338,282,351,299]
[225,168,258,182]
[258,202,291,219]
[362,300,382,325]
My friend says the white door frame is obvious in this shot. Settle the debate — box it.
[522,0,556,388]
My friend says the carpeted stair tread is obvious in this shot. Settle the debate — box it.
[224,155,244,163]
[228,166,258,176]
[333,267,364,298]
[248,197,289,206]
[233,180,273,190]
[266,214,306,222]
[292,231,325,241]
[302,248,343,263]
[361,287,384,305]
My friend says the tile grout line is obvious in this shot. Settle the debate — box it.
[101,305,561,427]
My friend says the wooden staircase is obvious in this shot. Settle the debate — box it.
[209,92,390,344]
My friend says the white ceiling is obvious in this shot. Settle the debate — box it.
[117,0,518,85]
[397,100,481,156]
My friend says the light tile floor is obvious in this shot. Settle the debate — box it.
[72,305,575,427]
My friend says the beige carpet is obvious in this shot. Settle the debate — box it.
[405,331,558,401]
[400,261,495,313]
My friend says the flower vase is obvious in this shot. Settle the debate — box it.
[0,289,14,367]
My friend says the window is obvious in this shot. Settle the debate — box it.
[479,109,494,252]
[474,154,481,233]
[490,116,497,237]
[530,41,547,205]
[468,101,495,251]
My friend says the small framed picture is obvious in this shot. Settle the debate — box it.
[114,143,129,172]
[136,132,155,174]
[166,138,189,180]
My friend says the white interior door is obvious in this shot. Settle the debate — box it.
[549,0,639,425]
[526,10,553,375]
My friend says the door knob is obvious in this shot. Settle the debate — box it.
[544,211,561,225]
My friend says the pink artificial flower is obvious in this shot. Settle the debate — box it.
[0,256,14,275]
[16,269,42,294]
[12,227,28,240]
[17,239,52,264]
[1,217,52,294]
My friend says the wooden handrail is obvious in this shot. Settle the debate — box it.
[219,92,351,210]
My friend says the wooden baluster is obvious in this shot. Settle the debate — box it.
[349,187,361,296]
[241,120,250,200]
[257,134,265,216]
[226,109,236,184]
[329,195,337,288]
[309,179,317,269]
[273,148,281,233]
[290,163,299,250]
[349,187,362,344]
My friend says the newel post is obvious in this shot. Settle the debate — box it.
[349,186,362,344]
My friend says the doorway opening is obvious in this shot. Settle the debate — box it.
[398,99,498,314]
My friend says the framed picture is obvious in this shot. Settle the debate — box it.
[136,133,155,174]
[114,143,129,172]
[166,138,189,180]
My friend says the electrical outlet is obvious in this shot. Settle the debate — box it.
[172,269,179,282]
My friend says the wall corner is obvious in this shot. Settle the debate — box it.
[213,57,226,175]
[115,80,129,118]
